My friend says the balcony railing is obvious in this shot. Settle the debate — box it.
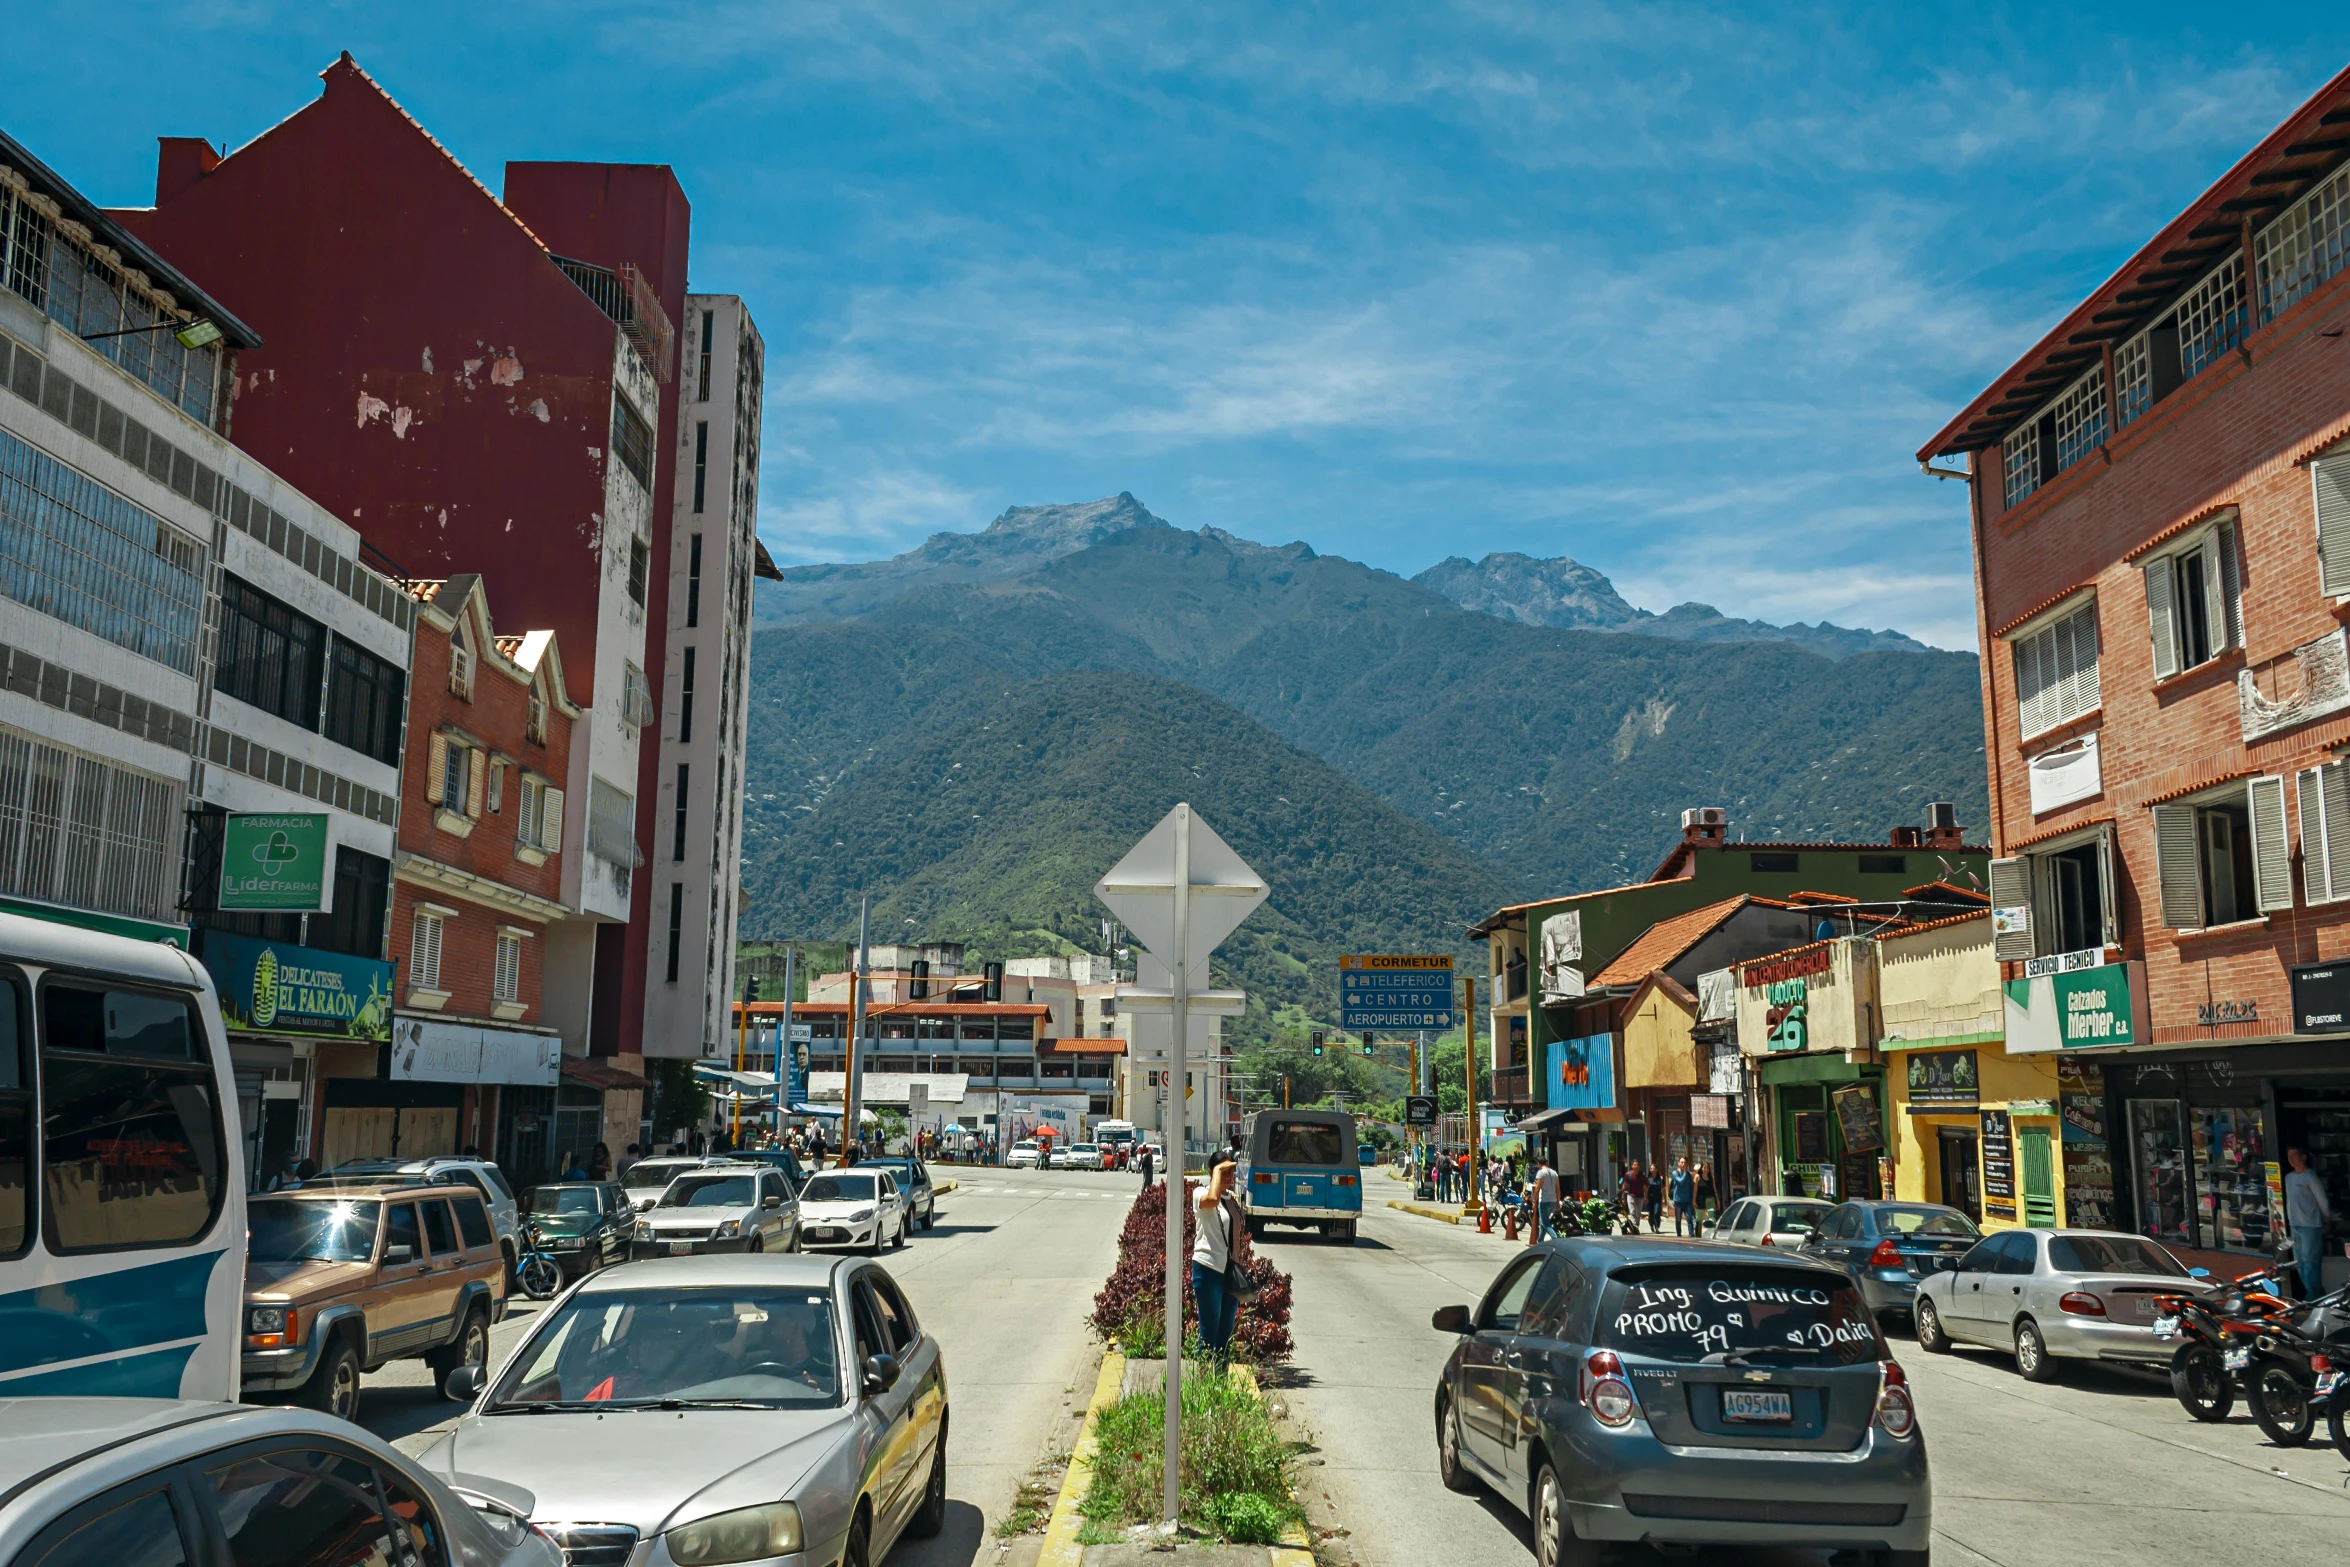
[550,255,674,383]
[1492,1065,1531,1105]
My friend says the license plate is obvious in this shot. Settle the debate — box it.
[2151,1316,2179,1339]
[1933,1255,1961,1271]
[2222,1348,2250,1372]
[2317,1370,2345,1397]
[667,1241,693,1254]
[1721,1389,1794,1424]
[2114,1295,2157,1323]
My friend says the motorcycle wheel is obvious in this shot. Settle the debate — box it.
[2329,1389,2350,1461]
[2246,1360,2315,1447]
[2170,1344,2234,1423]
[519,1254,562,1301]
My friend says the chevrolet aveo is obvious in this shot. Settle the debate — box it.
[1432,1238,1931,1566]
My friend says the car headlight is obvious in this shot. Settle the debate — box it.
[714,1219,741,1237]
[849,1208,875,1222]
[666,1502,803,1566]
[246,1305,289,1340]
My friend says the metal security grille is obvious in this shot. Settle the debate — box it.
[2112,333,2152,428]
[2174,253,2246,382]
[2049,369,2107,473]
[2002,420,2041,512]
[0,721,178,921]
[2255,165,2350,324]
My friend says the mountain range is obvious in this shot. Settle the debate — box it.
[738,497,1989,1037]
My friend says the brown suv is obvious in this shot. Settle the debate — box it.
[242,1181,507,1422]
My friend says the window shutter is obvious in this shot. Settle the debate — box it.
[2152,803,2203,929]
[425,732,449,805]
[2325,763,2350,904]
[2028,857,2057,959]
[2096,823,2119,947]
[1988,856,2031,960]
[2014,635,2049,737]
[465,747,485,818]
[2215,522,2243,650]
[517,777,540,850]
[540,785,565,852]
[2066,604,2101,719]
[2144,554,2180,680]
[2317,457,2350,597]
[410,913,441,991]
[2299,767,2333,906]
[495,934,520,1003]
[2248,774,2293,913]
[2198,531,2231,662]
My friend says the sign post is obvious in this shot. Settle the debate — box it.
[1095,804,1266,1529]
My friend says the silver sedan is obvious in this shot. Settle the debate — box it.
[1911,1227,2213,1381]
[425,1255,948,1567]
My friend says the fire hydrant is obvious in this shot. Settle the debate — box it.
[1501,1204,1519,1241]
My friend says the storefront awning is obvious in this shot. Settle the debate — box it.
[561,1057,650,1091]
[1758,1053,1879,1087]
[1516,1107,1577,1134]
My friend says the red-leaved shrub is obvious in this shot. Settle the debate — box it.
[1090,1182,1293,1364]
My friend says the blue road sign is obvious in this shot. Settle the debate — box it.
[1339,954,1457,1031]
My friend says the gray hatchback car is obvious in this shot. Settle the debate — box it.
[1432,1238,1930,1566]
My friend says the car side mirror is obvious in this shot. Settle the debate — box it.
[763,1194,783,1209]
[1802,1228,1820,1244]
[1431,1304,1472,1335]
[862,1353,901,1395]
[444,1363,487,1402]
[384,1244,414,1265]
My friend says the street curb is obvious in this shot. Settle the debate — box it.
[1385,1199,1461,1225]
[1039,1349,1125,1567]
[934,1179,959,1194]
[1233,1367,1317,1567]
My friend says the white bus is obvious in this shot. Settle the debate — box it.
[0,912,245,1401]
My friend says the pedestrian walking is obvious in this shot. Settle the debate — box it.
[2284,1147,2333,1298]
[617,1143,641,1179]
[1192,1150,1244,1372]
[1670,1156,1696,1236]
[1645,1160,1665,1232]
[1622,1161,1647,1234]
[1532,1156,1559,1244]
[1139,1141,1157,1188]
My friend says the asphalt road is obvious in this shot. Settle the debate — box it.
[1267,1179,2350,1567]
[356,1164,1135,1567]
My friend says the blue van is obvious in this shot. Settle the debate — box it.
[1243,1110,1362,1243]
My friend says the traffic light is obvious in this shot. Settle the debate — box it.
[1360,1031,1375,1057]
[1310,1030,1324,1057]
[744,973,760,1003]
[982,961,1003,1002]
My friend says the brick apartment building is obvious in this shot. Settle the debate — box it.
[108,53,769,1078]
[1920,64,2350,1275]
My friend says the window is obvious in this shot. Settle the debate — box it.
[1749,852,1798,873]
[1478,1256,1543,1332]
[2010,599,2100,739]
[0,723,180,925]
[627,537,648,607]
[2151,778,2290,930]
[1857,854,1905,875]
[1990,827,2117,960]
[40,982,222,1251]
[2317,455,2350,599]
[448,628,473,700]
[621,663,656,729]
[666,883,684,983]
[0,975,26,1258]
[526,682,547,744]
[23,1485,193,1567]
[207,1447,397,1567]
[215,574,326,729]
[679,646,696,744]
[2113,253,2248,432]
[611,392,654,490]
[312,847,389,960]
[426,733,481,820]
[494,932,522,1006]
[2049,368,2107,474]
[2299,760,2350,906]
[420,1197,456,1256]
[697,308,715,401]
[378,1467,452,1567]
[693,421,709,513]
[323,636,405,765]
[452,1192,493,1250]
[518,774,563,855]
[488,758,506,815]
[384,1201,420,1260]
[588,776,640,866]
[686,533,703,628]
[0,426,206,674]
[673,763,689,862]
[2143,520,2241,679]
[410,911,445,992]
[2002,419,2042,511]
[2255,164,2350,323]
[2113,333,2153,427]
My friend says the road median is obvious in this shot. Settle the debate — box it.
[1385,1198,1463,1225]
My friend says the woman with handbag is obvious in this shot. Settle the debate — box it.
[1192,1150,1246,1370]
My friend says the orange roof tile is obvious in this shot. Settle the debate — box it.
[1591,896,1754,988]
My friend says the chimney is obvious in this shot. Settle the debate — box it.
[155,138,220,207]
[1888,825,1922,848]
[1921,802,1963,850]
[1680,806,1729,844]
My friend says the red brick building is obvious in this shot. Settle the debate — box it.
[1920,64,2350,1273]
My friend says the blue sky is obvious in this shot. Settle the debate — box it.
[9,5,2349,647]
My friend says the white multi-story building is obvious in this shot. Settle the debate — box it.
[642,293,776,1057]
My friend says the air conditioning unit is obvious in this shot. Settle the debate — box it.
[1680,807,1728,830]
[1926,802,1959,831]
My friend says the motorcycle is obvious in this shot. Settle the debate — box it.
[2233,1282,2350,1448]
[2149,1265,2298,1424]
[513,1226,563,1301]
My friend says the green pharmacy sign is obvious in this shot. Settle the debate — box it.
[219,813,331,912]
[202,932,392,1042]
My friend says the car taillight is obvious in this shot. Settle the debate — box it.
[1253,1172,1275,1184]
[2315,1355,2334,1374]
[1335,1175,1357,1186]
[1874,1359,1916,1439]
[1868,1238,1903,1268]
[1580,1350,1637,1427]
[2059,1291,2106,1317]
[1759,1233,1773,1247]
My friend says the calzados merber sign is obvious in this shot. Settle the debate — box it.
[2003,960,2146,1053]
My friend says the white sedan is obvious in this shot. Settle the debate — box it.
[1064,1143,1104,1170]
[796,1169,909,1253]
[1007,1140,1044,1169]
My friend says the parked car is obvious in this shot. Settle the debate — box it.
[522,1182,636,1279]
[242,1183,506,1422]
[859,1156,938,1228]
[1912,1227,2211,1381]
[800,1169,910,1253]
[620,1153,722,1213]
[0,1399,557,1567]
[728,1144,809,1190]
[423,1255,946,1567]
[632,1163,800,1257]
[1431,1238,1929,1565]
[1709,1195,1835,1250]
[1046,1143,1072,1170]
[1063,1143,1104,1171]
[318,1155,522,1274]
[1007,1140,1044,1169]
[1796,1202,1982,1319]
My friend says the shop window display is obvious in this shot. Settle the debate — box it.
[2279,1087,2350,1271]
[2130,1100,2190,1246]
[2191,1106,2271,1252]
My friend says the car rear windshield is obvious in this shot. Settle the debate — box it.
[2048,1235,2189,1276]
[624,1161,694,1191]
[248,1198,381,1262]
[1768,1203,1828,1231]
[1266,1121,1344,1165]
[530,1187,605,1215]
[663,1175,758,1208]
[804,1174,876,1203]
[1598,1266,1883,1366]
[1877,1207,1979,1238]
[490,1288,841,1409]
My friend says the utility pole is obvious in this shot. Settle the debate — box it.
[846,897,871,1164]
[1464,974,1481,1212]
[773,944,797,1136]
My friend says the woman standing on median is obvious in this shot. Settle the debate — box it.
[1192,1150,1244,1371]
